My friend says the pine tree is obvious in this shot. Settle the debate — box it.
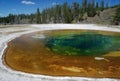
[72,2,80,22]
[100,0,104,11]
[79,6,84,21]
[36,8,41,24]
[96,2,99,10]
[82,0,87,12]
[8,14,15,24]
[87,0,96,17]
[113,6,120,25]
[52,5,62,23]
[29,14,35,23]
[63,3,73,23]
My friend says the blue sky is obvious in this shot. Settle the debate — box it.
[0,0,120,17]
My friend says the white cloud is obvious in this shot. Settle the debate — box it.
[21,0,35,5]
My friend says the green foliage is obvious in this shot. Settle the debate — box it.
[72,2,80,22]
[100,0,104,11]
[63,3,73,23]
[0,14,33,24]
[87,0,96,17]
[113,6,120,25]
[29,14,35,23]
[79,6,84,21]
[82,0,88,12]
[41,10,47,23]
[36,8,41,24]
[96,2,99,10]
[0,0,118,24]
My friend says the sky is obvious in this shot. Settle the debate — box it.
[0,0,120,17]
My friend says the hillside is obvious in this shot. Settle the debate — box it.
[82,7,117,25]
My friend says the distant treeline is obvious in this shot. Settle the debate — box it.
[0,0,119,25]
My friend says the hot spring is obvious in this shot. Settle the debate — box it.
[45,33,120,56]
[4,29,120,78]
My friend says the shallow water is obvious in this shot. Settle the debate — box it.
[4,29,120,78]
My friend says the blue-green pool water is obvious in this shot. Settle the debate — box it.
[45,33,120,56]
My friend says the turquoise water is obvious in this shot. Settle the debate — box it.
[45,33,120,56]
